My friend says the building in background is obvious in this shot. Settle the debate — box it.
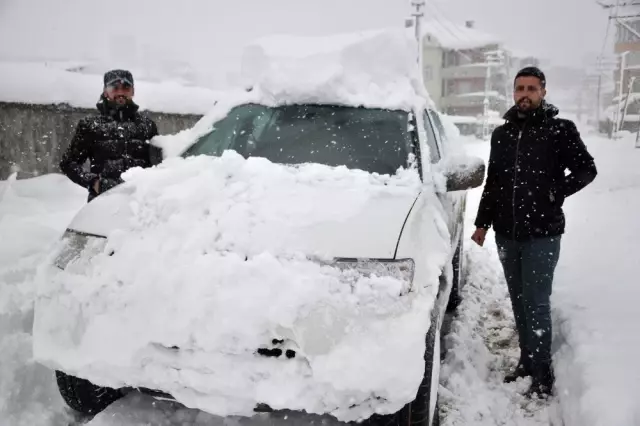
[597,2,640,135]
[614,4,640,91]
[417,19,539,136]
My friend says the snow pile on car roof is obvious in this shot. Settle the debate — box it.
[240,28,431,111]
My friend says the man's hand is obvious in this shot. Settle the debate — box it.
[471,228,488,247]
[93,179,100,194]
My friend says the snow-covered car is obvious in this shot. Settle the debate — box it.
[32,30,485,425]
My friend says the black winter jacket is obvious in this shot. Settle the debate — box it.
[474,102,597,241]
[60,95,161,200]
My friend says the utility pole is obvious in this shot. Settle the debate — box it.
[614,51,630,136]
[620,75,636,126]
[481,50,504,141]
[410,0,426,66]
[596,69,603,125]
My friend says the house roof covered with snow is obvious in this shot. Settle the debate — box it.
[0,62,222,115]
[422,20,501,51]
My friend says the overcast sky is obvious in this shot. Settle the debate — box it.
[0,0,611,87]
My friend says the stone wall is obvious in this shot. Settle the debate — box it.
[0,102,202,179]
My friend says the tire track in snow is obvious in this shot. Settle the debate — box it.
[437,241,563,426]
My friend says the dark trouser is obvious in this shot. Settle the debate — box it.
[495,234,561,378]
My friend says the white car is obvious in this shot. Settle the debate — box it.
[33,31,485,426]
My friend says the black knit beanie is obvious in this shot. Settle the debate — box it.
[103,69,134,87]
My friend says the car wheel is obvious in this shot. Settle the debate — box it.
[446,229,464,313]
[357,308,441,426]
[55,370,123,415]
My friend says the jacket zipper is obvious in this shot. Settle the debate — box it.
[512,126,525,240]
[119,110,128,167]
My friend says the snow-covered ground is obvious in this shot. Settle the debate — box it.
[0,174,86,426]
[1,131,639,425]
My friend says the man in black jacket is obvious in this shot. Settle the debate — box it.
[471,67,597,397]
[60,69,161,201]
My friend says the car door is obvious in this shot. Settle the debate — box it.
[430,110,467,243]
[423,110,464,250]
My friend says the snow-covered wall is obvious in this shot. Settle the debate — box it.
[0,102,201,180]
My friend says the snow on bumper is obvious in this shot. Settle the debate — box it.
[33,231,433,422]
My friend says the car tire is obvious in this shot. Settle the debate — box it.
[357,307,441,426]
[55,370,123,415]
[446,229,464,313]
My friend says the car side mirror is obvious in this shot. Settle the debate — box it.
[149,143,164,166]
[440,155,486,192]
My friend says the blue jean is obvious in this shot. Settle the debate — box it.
[495,234,561,375]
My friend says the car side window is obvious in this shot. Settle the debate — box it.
[422,111,441,163]
[184,105,268,157]
[428,109,448,157]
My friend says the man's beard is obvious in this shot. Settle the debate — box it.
[110,95,132,108]
[516,97,536,112]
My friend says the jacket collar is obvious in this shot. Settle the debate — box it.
[96,94,140,121]
[503,100,559,124]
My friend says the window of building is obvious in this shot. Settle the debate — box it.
[423,65,433,82]
[457,80,475,93]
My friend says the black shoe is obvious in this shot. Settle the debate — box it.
[526,365,555,398]
[504,363,530,383]
[526,380,553,399]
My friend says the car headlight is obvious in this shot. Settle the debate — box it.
[331,258,415,295]
[54,229,107,270]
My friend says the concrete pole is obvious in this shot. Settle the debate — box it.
[614,50,630,136]
[482,63,492,140]
[411,0,425,66]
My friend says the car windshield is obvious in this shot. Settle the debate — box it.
[182,103,414,176]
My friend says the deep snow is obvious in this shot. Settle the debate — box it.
[1,132,639,425]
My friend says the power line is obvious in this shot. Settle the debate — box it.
[597,1,640,8]
[610,14,640,18]
[425,0,463,42]
[422,1,463,45]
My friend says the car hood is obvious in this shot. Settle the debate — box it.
[67,180,421,259]
[40,160,431,422]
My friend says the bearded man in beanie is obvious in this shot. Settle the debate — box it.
[470,67,597,397]
[60,69,161,202]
